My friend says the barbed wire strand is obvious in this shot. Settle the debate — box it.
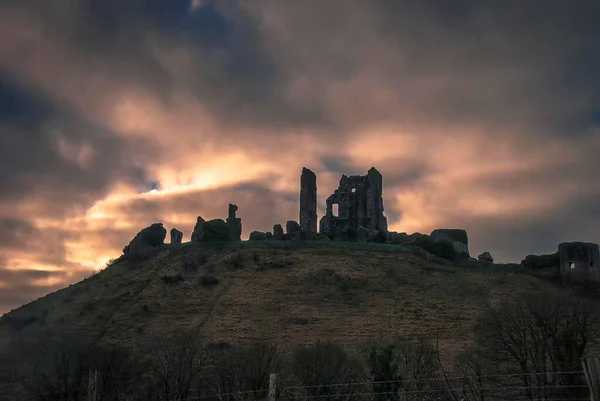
[2,370,588,401]
[278,384,588,399]
[279,370,585,390]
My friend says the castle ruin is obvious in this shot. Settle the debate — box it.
[319,167,388,238]
[558,242,600,285]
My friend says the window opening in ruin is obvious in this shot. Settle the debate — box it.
[332,203,339,217]
[569,262,575,270]
[591,261,594,267]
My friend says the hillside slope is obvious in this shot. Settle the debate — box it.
[0,241,564,363]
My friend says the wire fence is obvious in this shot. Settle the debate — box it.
[0,369,593,401]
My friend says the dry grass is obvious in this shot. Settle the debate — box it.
[0,241,564,364]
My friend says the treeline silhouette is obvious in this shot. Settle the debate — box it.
[0,292,596,401]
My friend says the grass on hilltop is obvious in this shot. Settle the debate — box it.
[0,240,567,364]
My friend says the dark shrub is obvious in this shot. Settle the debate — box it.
[208,341,231,351]
[0,315,37,331]
[80,302,97,314]
[267,259,294,269]
[182,259,198,272]
[161,273,184,284]
[183,252,207,272]
[199,275,220,286]
[292,340,362,398]
[229,252,245,269]
[372,229,388,243]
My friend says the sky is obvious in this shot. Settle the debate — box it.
[0,0,599,314]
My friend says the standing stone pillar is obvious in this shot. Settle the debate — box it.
[226,204,242,241]
[170,228,183,244]
[299,167,317,235]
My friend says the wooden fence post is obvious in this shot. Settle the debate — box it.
[268,373,277,401]
[88,370,98,401]
[582,356,600,401]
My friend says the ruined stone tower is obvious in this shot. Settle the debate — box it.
[319,167,387,238]
[299,167,318,235]
[226,203,242,241]
[558,242,600,285]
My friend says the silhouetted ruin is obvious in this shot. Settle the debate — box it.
[273,224,284,239]
[115,167,483,266]
[113,166,600,294]
[430,229,470,259]
[286,220,301,240]
[559,242,600,285]
[299,167,317,236]
[123,223,166,260]
[227,203,242,241]
[319,167,387,239]
[191,216,206,243]
[478,251,494,264]
[170,228,183,244]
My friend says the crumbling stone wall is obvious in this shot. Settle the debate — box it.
[558,242,600,285]
[299,167,317,235]
[319,167,387,238]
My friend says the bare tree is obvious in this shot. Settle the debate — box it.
[15,332,89,401]
[395,336,439,398]
[204,343,279,401]
[0,345,19,401]
[454,348,494,401]
[143,330,210,401]
[289,340,363,401]
[88,344,138,401]
[362,341,402,401]
[472,291,596,399]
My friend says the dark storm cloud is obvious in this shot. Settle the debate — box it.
[0,71,53,127]
[320,156,360,177]
[0,283,66,314]
[326,157,434,191]
[0,76,149,216]
[0,217,74,267]
[0,269,72,315]
[0,217,36,249]
[1,0,328,134]
[250,0,600,138]
[0,268,67,284]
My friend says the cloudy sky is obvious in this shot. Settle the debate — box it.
[0,0,599,314]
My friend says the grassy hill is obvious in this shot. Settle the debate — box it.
[0,241,567,363]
